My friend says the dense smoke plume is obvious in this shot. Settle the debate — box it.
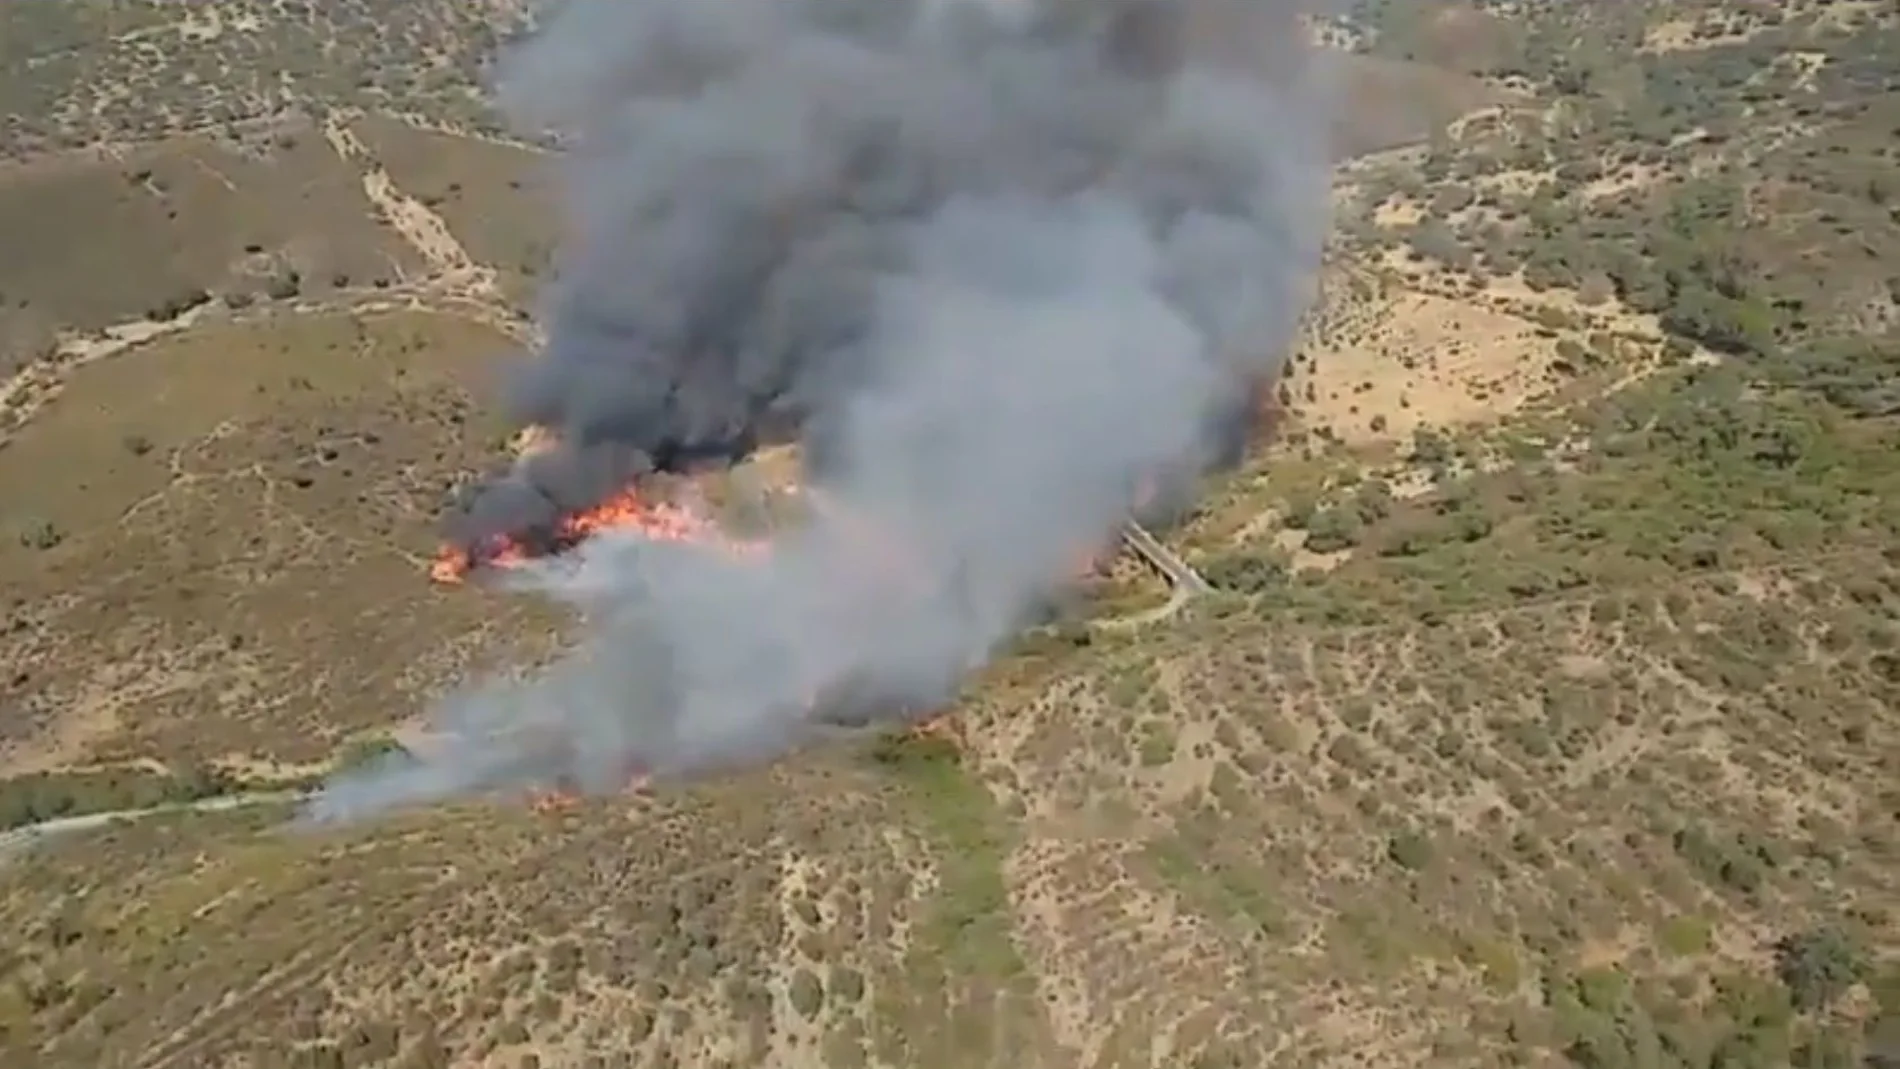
[307,0,1336,822]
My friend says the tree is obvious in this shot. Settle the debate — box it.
[333,735,408,774]
[1577,272,1615,307]
[1387,830,1434,871]
[1775,927,1866,1011]
[1408,218,1471,269]
[1411,427,1452,466]
[16,517,62,550]
[1303,507,1362,554]
[1661,285,1778,359]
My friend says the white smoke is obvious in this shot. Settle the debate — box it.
[305,0,1336,823]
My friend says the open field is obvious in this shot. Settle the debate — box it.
[349,113,556,308]
[0,115,425,371]
[0,309,554,773]
[2,0,1899,1067]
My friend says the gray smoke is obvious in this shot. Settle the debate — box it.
[305,0,1335,823]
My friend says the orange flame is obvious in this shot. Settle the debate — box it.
[427,432,1051,811]
[430,429,767,585]
[910,711,963,747]
[529,770,651,814]
[529,788,579,815]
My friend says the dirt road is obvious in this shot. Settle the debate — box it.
[0,790,306,866]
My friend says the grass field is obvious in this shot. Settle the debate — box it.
[350,113,556,308]
[0,309,556,773]
[0,118,424,371]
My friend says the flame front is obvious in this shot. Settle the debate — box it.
[425,429,1029,811]
[430,429,766,585]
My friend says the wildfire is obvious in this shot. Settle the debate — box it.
[430,438,766,585]
[426,431,1012,814]
[909,711,963,747]
[529,787,582,815]
[529,773,648,815]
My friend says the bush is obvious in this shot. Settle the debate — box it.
[1387,830,1435,871]
[830,967,866,1004]
[1203,553,1287,594]
[1554,338,1592,374]
[147,288,208,321]
[333,735,409,773]
[1411,428,1453,465]
[16,518,62,550]
[865,730,959,774]
[1775,927,1867,1011]
[787,968,824,1019]
[1303,508,1363,554]
[266,270,303,301]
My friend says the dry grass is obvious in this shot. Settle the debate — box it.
[0,756,1047,1069]
[0,116,423,370]
[4,536,1893,1068]
[0,309,551,771]
[1295,278,1565,444]
[350,114,557,308]
[1331,53,1509,160]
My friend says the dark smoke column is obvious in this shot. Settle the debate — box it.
[448,0,1332,545]
[308,0,1338,823]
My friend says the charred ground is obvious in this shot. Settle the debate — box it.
[2,1,1899,1068]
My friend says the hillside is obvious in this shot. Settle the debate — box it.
[2,1,1898,1068]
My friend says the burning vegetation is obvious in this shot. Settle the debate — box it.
[427,428,973,812]
[305,0,1328,829]
[428,482,759,585]
[429,427,769,586]
[418,358,1282,815]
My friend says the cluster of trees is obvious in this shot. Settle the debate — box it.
[1549,926,1888,1069]
[1346,0,1900,418]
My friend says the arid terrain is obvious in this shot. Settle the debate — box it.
[2,1,1897,1068]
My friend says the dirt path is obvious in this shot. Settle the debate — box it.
[320,112,505,302]
[0,274,534,453]
[0,789,306,867]
[387,112,556,157]
[1092,585,1194,631]
[320,110,542,349]
[3,109,537,451]
[0,298,221,444]
[319,117,469,270]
